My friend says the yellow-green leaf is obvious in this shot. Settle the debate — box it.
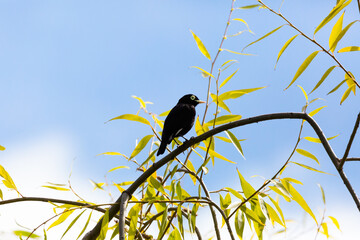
[205,114,242,127]
[42,185,70,191]
[275,34,298,68]
[225,187,245,201]
[0,145,5,151]
[210,93,232,113]
[222,49,255,56]
[235,210,245,239]
[198,146,235,164]
[237,169,256,199]
[310,66,336,94]
[219,87,266,100]
[225,130,245,159]
[232,18,253,33]
[314,0,351,35]
[296,148,319,164]
[329,216,341,230]
[297,85,308,103]
[327,79,347,95]
[318,184,326,204]
[291,161,330,174]
[0,165,17,191]
[304,134,339,143]
[265,202,284,227]
[76,211,93,240]
[321,222,329,238]
[220,69,238,88]
[130,135,153,159]
[285,51,320,90]
[240,205,264,225]
[132,95,152,109]
[309,106,327,117]
[61,210,85,239]
[107,114,150,126]
[330,20,358,51]
[329,11,344,52]
[237,4,261,9]
[340,83,355,104]
[48,210,74,230]
[338,46,360,52]
[190,66,215,78]
[285,182,318,225]
[108,166,130,173]
[128,204,141,240]
[243,25,285,51]
[190,29,211,60]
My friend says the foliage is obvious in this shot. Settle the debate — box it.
[1,0,359,239]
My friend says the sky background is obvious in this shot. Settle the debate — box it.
[0,0,359,239]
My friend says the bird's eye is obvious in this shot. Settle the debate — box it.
[190,95,196,100]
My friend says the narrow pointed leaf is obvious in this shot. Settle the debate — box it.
[314,0,351,34]
[130,135,153,159]
[235,210,245,239]
[108,166,130,173]
[107,114,150,126]
[296,148,319,164]
[310,66,336,94]
[225,130,245,159]
[0,145,5,151]
[61,210,85,239]
[285,51,320,90]
[233,18,253,33]
[329,12,344,52]
[128,204,141,240]
[237,4,261,9]
[76,211,93,239]
[243,25,285,51]
[338,46,360,52]
[190,66,215,78]
[318,184,326,204]
[340,84,355,104]
[222,49,255,56]
[309,106,327,117]
[48,210,74,230]
[220,69,238,88]
[329,216,341,230]
[219,87,266,100]
[205,114,242,126]
[275,34,298,68]
[291,161,331,174]
[327,79,347,95]
[198,146,235,164]
[330,20,358,50]
[99,210,109,240]
[304,134,339,143]
[190,29,211,60]
[237,169,256,199]
[297,85,308,103]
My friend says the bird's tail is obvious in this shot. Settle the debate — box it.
[157,141,167,156]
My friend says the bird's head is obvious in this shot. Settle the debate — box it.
[178,94,205,106]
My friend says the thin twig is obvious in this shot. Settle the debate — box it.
[339,112,360,169]
[257,0,360,88]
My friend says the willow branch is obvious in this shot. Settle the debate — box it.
[83,112,360,240]
[339,112,360,169]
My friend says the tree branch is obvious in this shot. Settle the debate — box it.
[339,112,360,169]
[82,112,360,240]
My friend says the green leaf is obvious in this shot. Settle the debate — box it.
[265,202,284,227]
[309,106,327,117]
[258,195,270,221]
[225,187,245,201]
[269,181,291,202]
[285,51,320,90]
[48,210,74,230]
[329,11,344,52]
[269,196,286,226]
[314,0,351,35]
[130,135,153,159]
[76,211,93,239]
[210,93,232,113]
[190,204,199,233]
[168,228,182,240]
[198,146,235,164]
[159,206,169,237]
[291,161,331,174]
[318,184,326,204]
[98,209,109,240]
[329,216,341,230]
[240,205,264,225]
[330,20,358,51]
[237,169,256,199]
[310,66,336,94]
[190,66,215,78]
[190,29,211,60]
[177,205,184,237]
[205,114,242,127]
[304,134,339,143]
[107,114,151,126]
[296,148,319,164]
[220,69,238,88]
[225,130,245,159]
[275,34,298,68]
[338,46,360,52]
[13,230,40,239]
[235,210,245,239]
[61,210,85,239]
[243,25,285,51]
[0,145,5,151]
[148,176,167,196]
[128,204,141,240]
[237,4,261,9]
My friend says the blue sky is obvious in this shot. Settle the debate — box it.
[0,0,360,239]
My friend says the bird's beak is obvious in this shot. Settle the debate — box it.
[196,100,206,104]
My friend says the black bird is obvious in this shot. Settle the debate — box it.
[157,94,205,156]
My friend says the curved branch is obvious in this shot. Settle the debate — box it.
[82,112,360,240]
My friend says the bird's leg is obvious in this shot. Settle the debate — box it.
[173,138,181,145]
[181,136,189,142]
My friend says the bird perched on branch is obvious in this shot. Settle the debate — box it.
[157,94,205,156]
